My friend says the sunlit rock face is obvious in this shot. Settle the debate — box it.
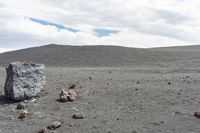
[4,61,46,101]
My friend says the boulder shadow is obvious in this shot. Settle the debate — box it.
[0,95,18,105]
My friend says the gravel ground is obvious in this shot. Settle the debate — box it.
[1,67,200,133]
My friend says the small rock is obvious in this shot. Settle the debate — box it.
[49,130,57,133]
[168,82,171,85]
[194,111,200,118]
[150,121,164,125]
[47,121,62,130]
[69,84,76,89]
[16,103,26,110]
[135,88,139,91]
[108,71,112,73]
[137,81,140,84]
[31,97,37,102]
[59,89,77,102]
[38,128,48,133]
[132,130,137,133]
[72,113,84,119]
[89,77,92,80]
[18,110,29,120]
[69,123,73,127]
[107,130,112,133]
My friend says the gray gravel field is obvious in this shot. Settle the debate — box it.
[1,67,200,133]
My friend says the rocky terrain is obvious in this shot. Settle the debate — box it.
[1,44,200,133]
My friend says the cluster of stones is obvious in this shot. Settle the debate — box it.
[3,61,81,133]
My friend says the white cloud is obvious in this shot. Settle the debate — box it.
[0,0,200,51]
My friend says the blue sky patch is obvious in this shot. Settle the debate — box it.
[29,18,80,32]
[94,29,119,37]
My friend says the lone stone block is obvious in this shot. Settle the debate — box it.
[4,61,46,101]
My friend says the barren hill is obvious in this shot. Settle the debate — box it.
[0,44,200,68]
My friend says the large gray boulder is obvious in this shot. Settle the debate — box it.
[4,61,46,101]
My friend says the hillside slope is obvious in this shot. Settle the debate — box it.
[0,44,199,68]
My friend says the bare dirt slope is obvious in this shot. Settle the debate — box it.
[1,44,200,68]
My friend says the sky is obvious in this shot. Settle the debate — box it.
[0,0,200,53]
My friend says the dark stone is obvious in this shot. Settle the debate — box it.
[16,103,26,110]
[69,84,76,89]
[38,128,48,133]
[72,113,84,119]
[47,121,62,130]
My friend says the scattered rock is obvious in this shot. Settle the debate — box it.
[16,103,26,110]
[31,97,37,102]
[150,121,164,125]
[72,113,84,119]
[38,128,48,133]
[47,121,62,130]
[4,61,46,101]
[107,130,112,133]
[23,100,28,103]
[174,111,184,115]
[69,123,73,127]
[194,111,200,118]
[132,130,138,133]
[69,84,76,89]
[18,110,29,120]
[59,89,77,102]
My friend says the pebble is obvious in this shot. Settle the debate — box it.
[69,84,76,89]
[47,121,62,130]
[38,128,48,133]
[31,98,37,102]
[69,123,73,127]
[72,113,84,119]
[16,103,26,110]
[132,130,138,133]
[194,111,200,118]
[18,110,29,120]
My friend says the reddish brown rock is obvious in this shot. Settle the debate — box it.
[18,110,29,120]
[59,89,77,102]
